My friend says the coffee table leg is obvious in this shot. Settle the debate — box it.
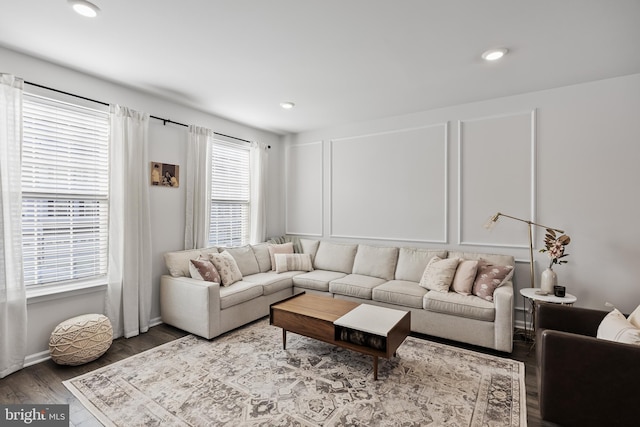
[282,329,287,350]
[373,356,378,381]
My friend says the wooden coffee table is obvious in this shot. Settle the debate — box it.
[270,293,410,380]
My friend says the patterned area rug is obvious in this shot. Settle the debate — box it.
[64,318,526,426]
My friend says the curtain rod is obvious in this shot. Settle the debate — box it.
[24,80,257,145]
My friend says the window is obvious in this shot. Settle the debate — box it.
[21,93,109,287]
[209,140,250,247]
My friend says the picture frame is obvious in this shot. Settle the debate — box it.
[151,162,179,188]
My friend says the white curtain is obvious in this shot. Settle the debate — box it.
[106,105,152,339]
[185,125,212,249]
[0,74,27,378]
[250,142,269,244]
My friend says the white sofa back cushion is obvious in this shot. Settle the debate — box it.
[448,251,515,268]
[395,248,448,282]
[352,244,399,280]
[250,243,272,272]
[300,238,320,262]
[313,241,358,274]
[164,249,202,277]
[225,245,260,276]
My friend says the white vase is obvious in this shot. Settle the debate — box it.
[540,268,557,295]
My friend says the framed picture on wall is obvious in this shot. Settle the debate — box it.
[151,162,179,188]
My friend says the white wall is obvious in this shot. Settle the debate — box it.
[288,73,640,325]
[1,46,285,361]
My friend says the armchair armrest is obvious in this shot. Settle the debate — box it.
[536,302,606,337]
[537,327,640,426]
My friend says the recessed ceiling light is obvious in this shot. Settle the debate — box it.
[481,48,508,61]
[280,101,295,110]
[68,0,100,18]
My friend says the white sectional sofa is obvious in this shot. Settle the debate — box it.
[160,239,515,352]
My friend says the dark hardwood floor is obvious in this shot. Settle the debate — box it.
[0,321,557,426]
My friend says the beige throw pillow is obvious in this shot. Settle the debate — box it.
[208,251,243,286]
[419,256,460,292]
[268,242,294,271]
[189,257,221,283]
[451,259,479,296]
[597,309,640,345]
[472,260,514,301]
[274,253,314,273]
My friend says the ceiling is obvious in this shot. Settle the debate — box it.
[1,1,639,135]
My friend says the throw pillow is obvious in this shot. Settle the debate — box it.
[189,257,221,283]
[208,251,243,286]
[268,242,294,271]
[472,260,514,302]
[419,256,461,292]
[274,253,314,273]
[451,259,479,296]
[597,309,640,345]
[627,304,640,329]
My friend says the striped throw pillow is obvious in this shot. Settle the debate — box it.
[274,253,314,273]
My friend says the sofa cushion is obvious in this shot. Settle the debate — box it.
[268,242,294,271]
[447,251,514,268]
[423,291,496,322]
[313,241,358,274]
[275,253,314,273]
[329,274,387,300]
[472,260,514,302]
[300,238,320,262]
[419,256,460,292]
[451,259,479,296]
[164,248,205,277]
[209,251,243,286]
[372,280,428,309]
[251,243,272,272]
[219,281,263,309]
[242,271,298,296]
[189,257,221,283]
[352,245,399,280]
[225,245,260,276]
[395,248,448,282]
[293,270,346,292]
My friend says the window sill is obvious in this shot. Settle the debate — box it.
[26,278,108,305]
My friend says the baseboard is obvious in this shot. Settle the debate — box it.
[24,317,165,368]
[24,350,51,367]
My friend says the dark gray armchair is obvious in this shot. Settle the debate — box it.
[535,303,640,427]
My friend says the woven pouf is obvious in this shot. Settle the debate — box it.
[49,314,113,366]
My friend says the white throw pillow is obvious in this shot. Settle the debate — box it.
[419,256,460,292]
[208,251,243,286]
[274,253,314,273]
[627,304,640,329]
[597,309,640,345]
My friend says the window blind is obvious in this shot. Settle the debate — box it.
[21,93,109,286]
[209,140,250,247]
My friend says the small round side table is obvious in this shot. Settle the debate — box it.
[520,287,577,343]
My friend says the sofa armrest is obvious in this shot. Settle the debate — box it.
[536,303,607,337]
[492,282,514,352]
[160,275,222,339]
[537,328,640,426]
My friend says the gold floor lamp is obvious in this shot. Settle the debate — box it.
[484,212,565,289]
